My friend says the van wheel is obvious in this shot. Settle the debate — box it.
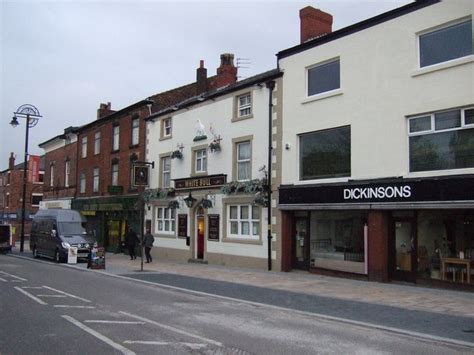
[54,250,61,263]
[32,246,39,258]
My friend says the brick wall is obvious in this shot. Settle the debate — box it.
[43,141,77,200]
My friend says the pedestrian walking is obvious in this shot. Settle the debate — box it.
[125,227,140,260]
[143,229,155,263]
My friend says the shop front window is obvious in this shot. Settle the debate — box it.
[417,210,474,284]
[310,211,366,274]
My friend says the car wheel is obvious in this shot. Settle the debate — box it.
[32,246,39,258]
[54,250,61,263]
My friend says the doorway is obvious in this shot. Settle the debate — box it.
[196,207,205,260]
[390,218,416,282]
[293,217,310,270]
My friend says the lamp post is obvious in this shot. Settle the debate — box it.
[10,104,41,252]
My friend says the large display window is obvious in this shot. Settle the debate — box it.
[310,211,367,274]
[417,210,474,284]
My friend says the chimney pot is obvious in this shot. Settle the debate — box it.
[196,60,208,95]
[300,6,333,43]
[214,53,237,89]
[9,152,15,170]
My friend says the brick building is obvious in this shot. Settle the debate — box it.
[0,153,44,245]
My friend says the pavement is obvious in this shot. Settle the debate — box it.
[10,240,474,319]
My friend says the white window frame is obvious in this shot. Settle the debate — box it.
[227,204,260,240]
[161,156,171,188]
[93,168,100,193]
[155,206,176,235]
[238,93,252,117]
[111,163,119,186]
[132,118,139,146]
[94,131,101,155]
[163,118,172,137]
[79,172,86,194]
[418,18,473,69]
[81,137,87,158]
[64,160,70,188]
[306,57,341,98]
[195,149,207,173]
[49,164,55,187]
[113,125,120,151]
[31,193,43,207]
[236,141,251,181]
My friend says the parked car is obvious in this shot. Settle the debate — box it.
[30,209,97,263]
[0,224,12,254]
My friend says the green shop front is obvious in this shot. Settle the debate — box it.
[72,195,141,252]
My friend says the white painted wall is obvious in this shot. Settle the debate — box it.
[279,0,473,185]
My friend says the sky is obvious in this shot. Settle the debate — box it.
[0,0,413,170]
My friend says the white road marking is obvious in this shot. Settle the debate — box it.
[123,340,207,349]
[42,286,91,303]
[0,271,27,281]
[61,315,135,355]
[37,294,67,298]
[54,305,96,309]
[21,286,43,289]
[119,311,223,347]
[14,286,47,305]
[0,277,7,282]
[85,320,146,325]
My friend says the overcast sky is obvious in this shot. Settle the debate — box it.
[0,0,412,170]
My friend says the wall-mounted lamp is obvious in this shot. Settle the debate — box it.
[184,192,197,208]
[285,143,291,150]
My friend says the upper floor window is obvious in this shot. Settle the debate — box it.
[94,132,101,155]
[419,19,472,68]
[237,141,251,181]
[195,149,207,174]
[408,107,474,172]
[238,93,252,117]
[161,156,171,188]
[31,194,43,207]
[299,125,351,180]
[307,58,340,97]
[161,118,172,139]
[64,160,70,188]
[81,137,87,158]
[112,125,120,151]
[93,168,100,192]
[111,163,119,186]
[49,163,55,187]
[38,171,44,184]
[79,172,86,194]
[131,118,139,146]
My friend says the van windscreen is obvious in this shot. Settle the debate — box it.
[58,222,87,236]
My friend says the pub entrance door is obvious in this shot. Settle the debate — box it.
[196,207,205,260]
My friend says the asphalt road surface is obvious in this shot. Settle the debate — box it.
[1,255,473,354]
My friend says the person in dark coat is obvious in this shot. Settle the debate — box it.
[143,229,155,263]
[125,227,140,260]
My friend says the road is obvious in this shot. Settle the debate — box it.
[1,255,472,354]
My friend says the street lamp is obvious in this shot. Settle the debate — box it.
[10,104,41,252]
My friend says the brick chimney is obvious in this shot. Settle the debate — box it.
[196,60,208,95]
[214,53,237,89]
[97,102,113,119]
[9,152,15,170]
[300,6,333,43]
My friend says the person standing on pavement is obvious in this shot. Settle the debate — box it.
[143,229,155,263]
[125,227,139,260]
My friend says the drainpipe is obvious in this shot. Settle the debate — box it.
[266,80,275,271]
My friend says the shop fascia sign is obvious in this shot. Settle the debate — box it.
[343,185,411,200]
[174,174,227,190]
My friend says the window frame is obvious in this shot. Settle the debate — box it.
[224,202,261,241]
[238,93,252,118]
[160,154,172,188]
[92,167,100,193]
[111,162,119,186]
[131,117,140,146]
[236,141,251,182]
[94,131,101,155]
[31,194,43,207]
[161,118,172,139]
[232,135,253,181]
[49,163,55,187]
[79,171,86,194]
[64,160,70,188]
[154,206,176,235]
[418,18,473,69]
[191,145,208,176]
[306,57,341,97]
[112,125,120,152]
[81,136,88,158]
[407,107,474,173]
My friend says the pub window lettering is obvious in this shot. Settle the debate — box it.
[408,107,474,172]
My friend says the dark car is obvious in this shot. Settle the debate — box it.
[0,224,12,253]
[30,209,97,263]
